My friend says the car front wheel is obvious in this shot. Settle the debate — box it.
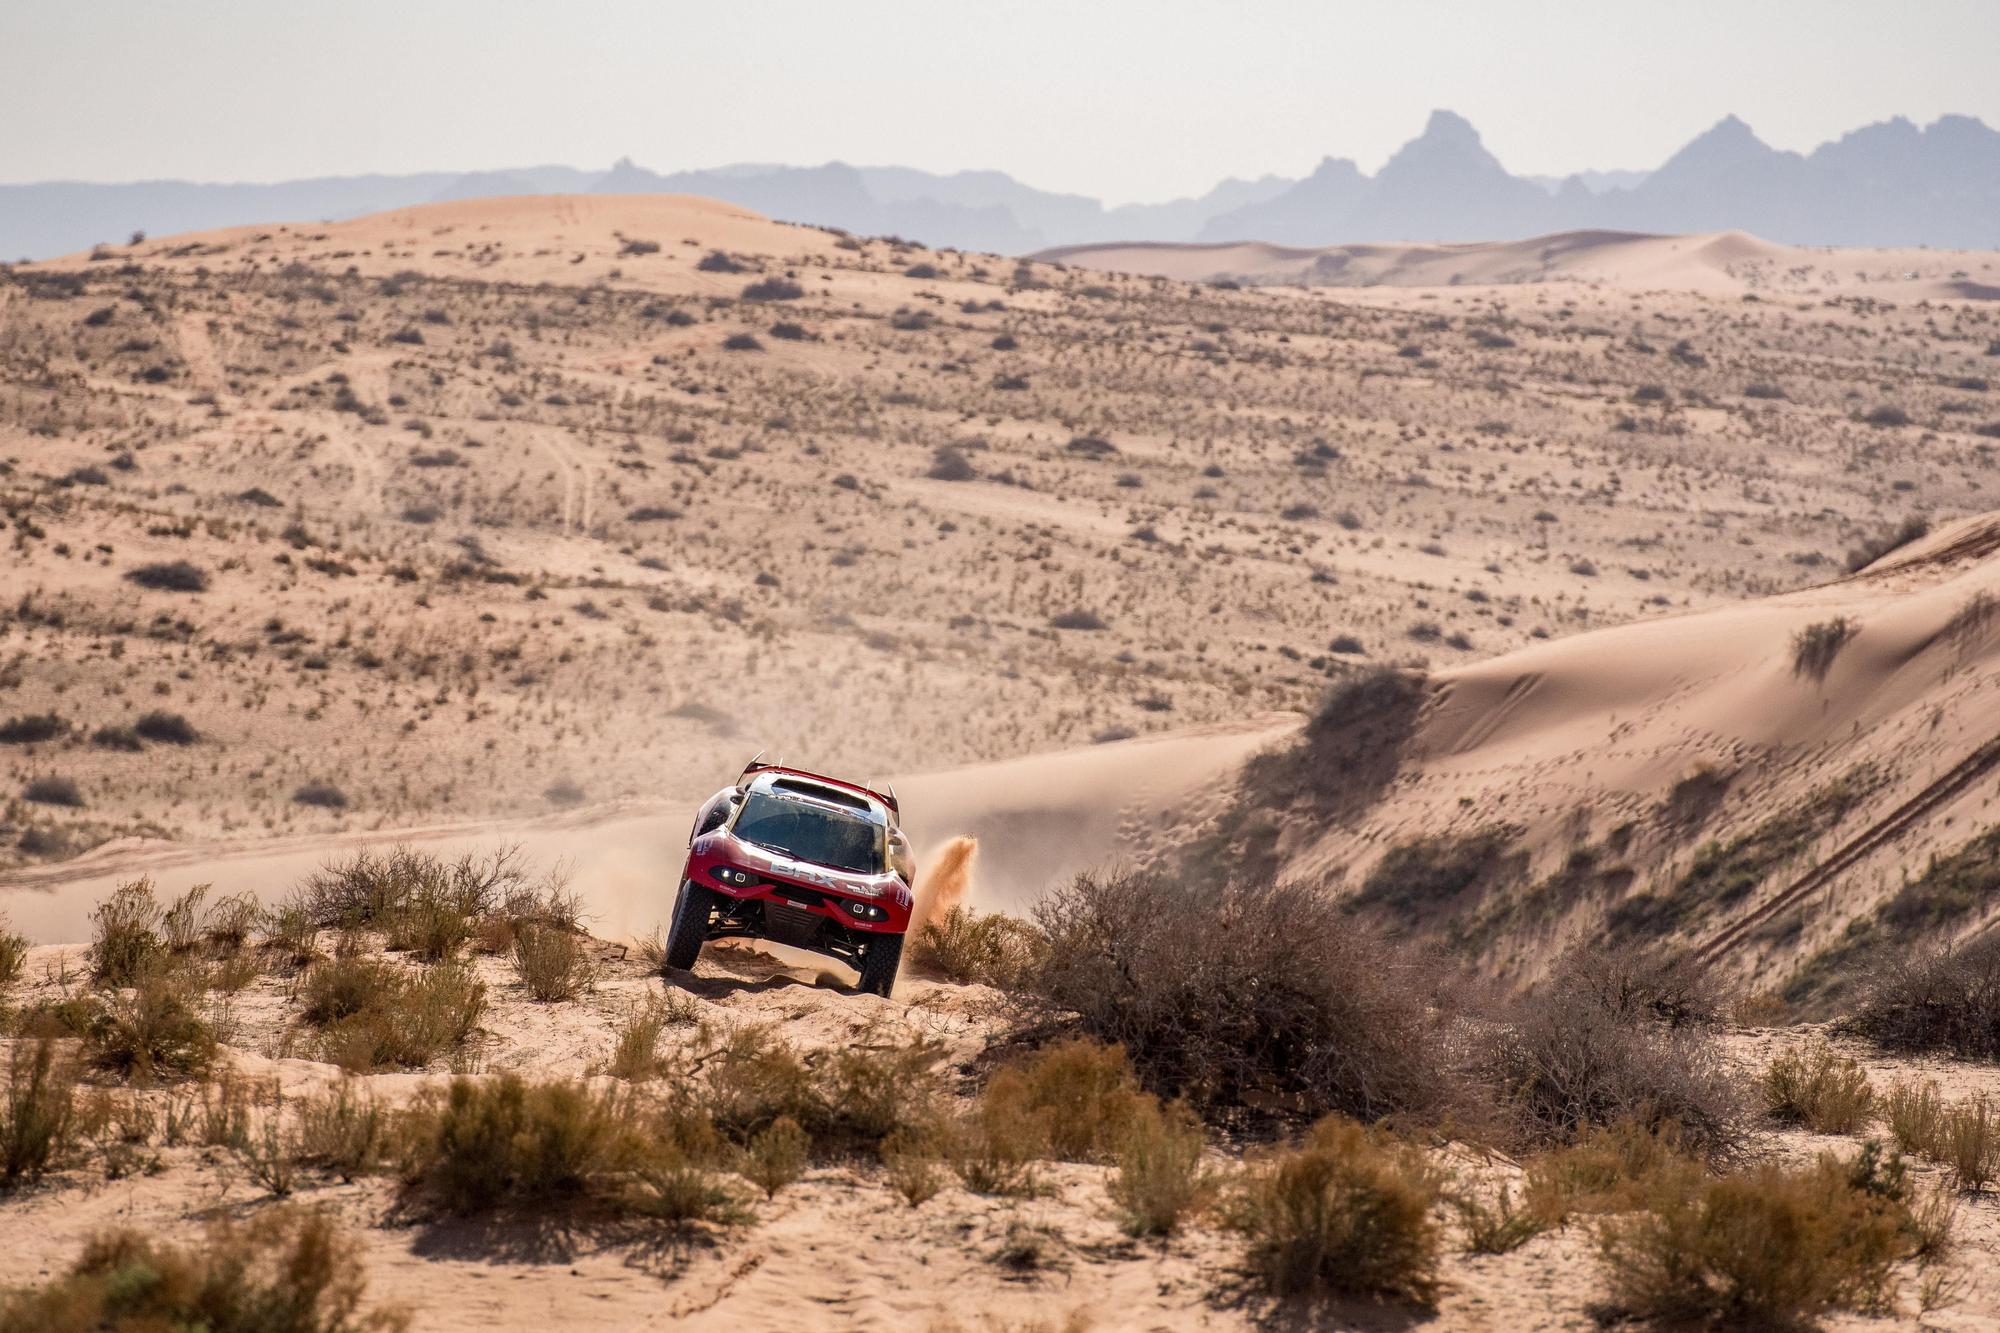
[663,878,720,972]
[855,931,904,998]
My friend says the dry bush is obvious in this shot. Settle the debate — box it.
[1849,934,2000,1058]
[740,1116,808,1197]
[1,1038,80,1187]
[83,974,217,1081]
[1883,1080,1946,1158]
[678,1022,942,1160]
[1111,1098,1214,1237]
[881,1128,944,1207]
[302,958,485,1072]
[398,1074,639,1213]
[604,991,701,1081]
[89,878,163,984]
[1595,1146,1917,1329]
[1763,1040,1875,1133]
[510,923,599,1001]
[1014,869,1467,1122]
[123,559,210,592]
[1446,1182,1550,1255]
[911,905,1038,986]
[160,883,209,954]
[1484,944,1745,1161]
[948,1087,1047,1196]
[0,918,26,989]
[0,1206,405,1333]
[1229,1116,1444,1304]
[397,1074,739,1226]
[1791,616,1856,682]
[1844,515,1929,573]
[1938,1097,2000,1191]
[1288,666,1429,811]
[985,1039,1145,1162]
[294,1080,388,1182]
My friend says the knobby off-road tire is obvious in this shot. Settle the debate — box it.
[664,879,720,972]
[855,932,904,998]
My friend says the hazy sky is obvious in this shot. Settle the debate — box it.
[6,0,1998,202]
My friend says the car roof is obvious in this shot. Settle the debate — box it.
[742,768,892,826]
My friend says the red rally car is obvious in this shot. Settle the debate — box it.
[665,758,916,997]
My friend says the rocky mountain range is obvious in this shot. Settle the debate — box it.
[4,110,1996,261]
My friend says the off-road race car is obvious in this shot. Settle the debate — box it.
[665,758,916,996]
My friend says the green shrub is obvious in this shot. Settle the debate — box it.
[603,991,700,1081]
[399,1075,637,1214]
[1229,1116,1444,1304]
[303,957,485,1072]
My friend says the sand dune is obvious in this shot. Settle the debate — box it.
[1037,227,2000,299]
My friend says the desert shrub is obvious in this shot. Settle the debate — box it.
[292,782,347,809]
[1,1039,80,1187]
[133,710,198,744]
[0,1206,405,1333]
[1522,1120,1694,1224]
[1229,1116,1444,1303]
[1763,1040,1875,1133]
[0,919,26,989]
[1882,1079,1946,1158]
[316,961,485,1073]
[881,1130,944,1207]
[1791,616,1856,681]
[948,1086,1047,1196]
[90,724,143,751]
[1111,1099,1213,1236]
[1938,1097,2000,1191]
[293,1080,388,1182]
[696,250,746,273]
[159,883,212,955]
[925,444,976,481]
[1484,944,1745,1160]
[398,1075,637,1214]
[1015,869,1465,1121]
[985,1039,1144,1162]
[0,713,66,744]
[1280,666,1429,813]
[910,904,1037,985]
[767,320,809,340]
[299,955,401,1026]
[1447,1182,1550,1255]
[1844,515,1929,573]
[90,879,164,984]
[1048,608,1107,630]
[740,277,803,301]
[510,923,599,1001]
[124,559,209,592]
[1864,404,1912,428]
[603,991,701,1081]
[24,776,83,807]
[84,974,217,1081]
[1353,825,1520,921]
[721,332,762,351]
[740,1116,808,1197]
[1595,1149,1916,1329]
[1849,933,2000,1058]
[617,236,660,256]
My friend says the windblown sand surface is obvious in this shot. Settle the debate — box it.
[1037,228,2000,301]
[6,196,2000,1328]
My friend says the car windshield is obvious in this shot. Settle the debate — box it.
[732,791,883,874]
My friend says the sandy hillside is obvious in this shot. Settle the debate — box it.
[1037,228,2000,300]
[4,195,1998,881]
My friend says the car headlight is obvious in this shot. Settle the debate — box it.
[711,865,757,888]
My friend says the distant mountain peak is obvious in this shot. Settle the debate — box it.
[1419,108,1482,146]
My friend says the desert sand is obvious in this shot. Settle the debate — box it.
[7,195,2000,1327]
